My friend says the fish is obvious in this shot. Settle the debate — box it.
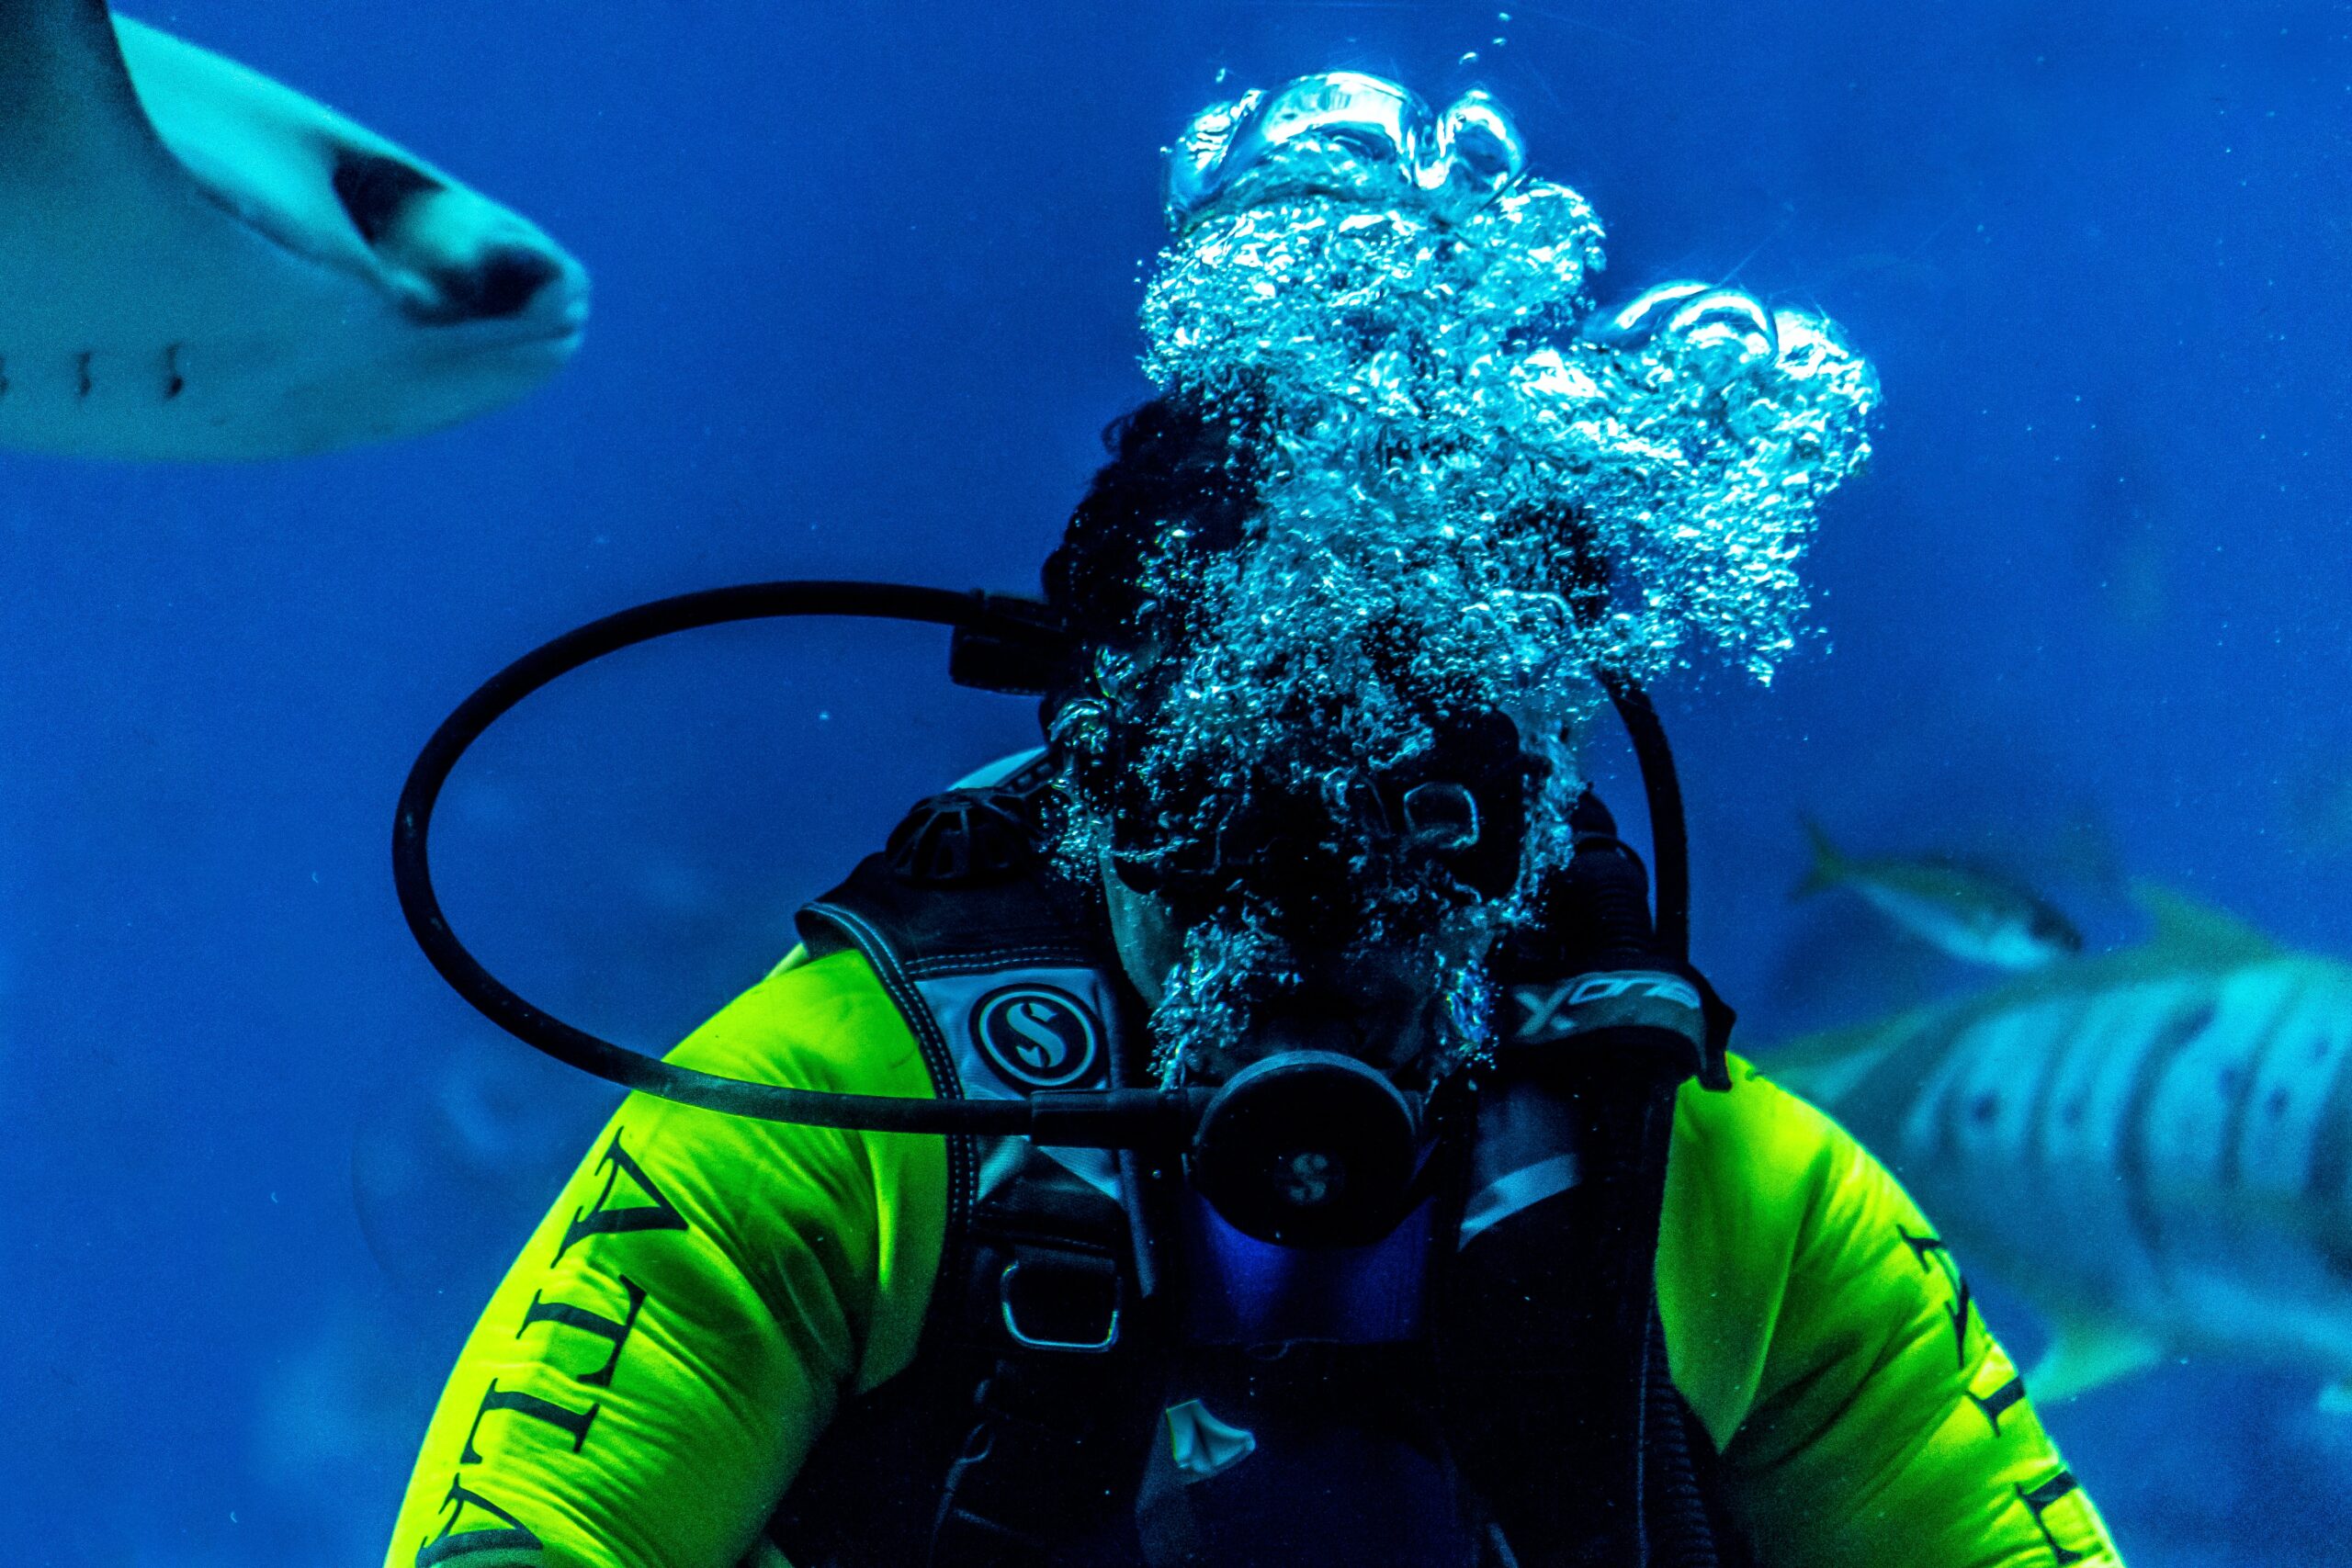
[1796,816,2085,970]
[0,1,587,461]
[1771,886,2352,1405]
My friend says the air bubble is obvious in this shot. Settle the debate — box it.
[1084,73,1877,1078]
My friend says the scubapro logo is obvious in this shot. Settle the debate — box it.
[971,986,1103,1089]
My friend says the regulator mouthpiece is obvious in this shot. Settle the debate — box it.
[1186,1051,1426,1247]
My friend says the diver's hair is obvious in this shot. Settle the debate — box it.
[1042,396,1263,660]
[1040,394,1545,938]
[1043,394,1611,653]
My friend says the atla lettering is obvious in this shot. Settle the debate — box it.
[416,1478,545,1565]
[1898,1227,1978,1370]
[2016,1469,2092,1567]
[556,1131,688,1261]
[419,1126,687,1567]
[1896,1225,2104,1564]
[519,1277,648,1388]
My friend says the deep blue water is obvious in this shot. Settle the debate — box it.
[3,2,2349,1562]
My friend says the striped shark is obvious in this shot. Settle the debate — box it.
[0,0,586,460]
[1772,886,2352,1405]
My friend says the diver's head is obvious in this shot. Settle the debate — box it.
[1036,72,1878,1089]
[1043,395,1557,1089]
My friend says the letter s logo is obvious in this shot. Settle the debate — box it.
[971,987,1103,1089]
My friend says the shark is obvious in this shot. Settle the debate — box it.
[0,0,587,460]
[1772,886,2352,1407]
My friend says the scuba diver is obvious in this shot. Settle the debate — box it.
[382,74,2123,1568]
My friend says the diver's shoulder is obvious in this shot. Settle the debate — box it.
[1672,1053,1858,1204]
[666,946,933,1097]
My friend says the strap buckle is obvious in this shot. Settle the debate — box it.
[999,1257,1123,1354]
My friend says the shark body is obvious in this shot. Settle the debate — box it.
[1775,888,2352,1404]
[0,0,586,460]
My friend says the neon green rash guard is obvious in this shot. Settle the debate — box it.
[384,947,2124,1568]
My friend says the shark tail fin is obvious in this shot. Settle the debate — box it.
[2028,1316,2165,1403]
[1795,814,1845,900]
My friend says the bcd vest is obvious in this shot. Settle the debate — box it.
[764,755,1748,1568]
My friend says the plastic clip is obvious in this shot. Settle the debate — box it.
[999,1258,1123,1354]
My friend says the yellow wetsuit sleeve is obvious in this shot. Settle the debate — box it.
[380,949,949,1568]
[1659,1059,2123,1568]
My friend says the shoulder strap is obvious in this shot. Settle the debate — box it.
[778,759,1167,1567]
[796,754,1148,1211]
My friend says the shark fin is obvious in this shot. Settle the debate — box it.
[2028,1318,2165,1402]
[2132,882,2277,964]
[1793,814,1845,899]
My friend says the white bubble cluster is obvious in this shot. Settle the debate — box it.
[1145,91,1877,688]
[1071,74,1878,1080]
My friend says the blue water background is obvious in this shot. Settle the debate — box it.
[3,1,2348,1562]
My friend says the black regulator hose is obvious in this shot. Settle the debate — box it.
[394,578,1703,1146]
[390,580,1165,1139]
[1599,671,1689,964]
